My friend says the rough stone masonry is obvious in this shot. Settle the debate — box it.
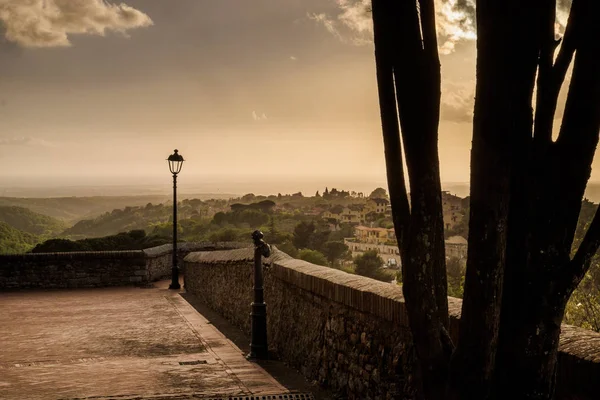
[184,247,600,400]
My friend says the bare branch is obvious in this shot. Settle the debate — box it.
[552,0,600,253]
[418,0,439,60]
[570,204,600,290]
[534,0,578,144]
[371,0,410,238]
[533,0,558,144]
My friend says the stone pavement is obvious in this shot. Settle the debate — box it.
[0,280,296,400]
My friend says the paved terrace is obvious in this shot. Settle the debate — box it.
[0,280,319,400]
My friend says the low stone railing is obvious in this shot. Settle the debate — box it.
[0,242,246,289]
[184,247,600,400]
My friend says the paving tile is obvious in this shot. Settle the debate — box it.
[0,281,288,400]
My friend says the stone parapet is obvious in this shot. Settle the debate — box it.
[184,247,600,400]
[0,242,246,289]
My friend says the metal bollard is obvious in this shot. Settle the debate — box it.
[247,230,271,360]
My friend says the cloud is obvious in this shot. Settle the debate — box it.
[437,0,476,54]
[289,55,297,61]
[311,0,573,54]
[308,12,342,40]
[0,0,153,48]
[252,111,268,121]
[441,80,475,123]
[0,136,56,147]
[308,0,371,45]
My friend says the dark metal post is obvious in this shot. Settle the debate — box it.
[247,230,270,360]
[169,173,180,290]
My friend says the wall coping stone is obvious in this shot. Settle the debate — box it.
[0,242,250,260]
[185,247,600,365]
[0,250,146,260]
[144,242,249,258]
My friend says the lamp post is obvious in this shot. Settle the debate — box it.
[167,149,184,290]
[247,230,271,360]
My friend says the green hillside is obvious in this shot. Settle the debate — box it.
[0,222,38,254]
[0,206,67,237]
[62,200,210,239]
[63,203,174,238]
[0,196,171,223]
[31,230,170,253]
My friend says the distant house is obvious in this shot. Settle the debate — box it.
[445,235,468,259]
[345,226,468,270]
[365,198,389,215]
[322,205,367,225]
[354,225,396,245]
[345,238,401,269]
[442,191,465,230]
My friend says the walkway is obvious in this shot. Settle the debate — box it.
[0,281,300,400]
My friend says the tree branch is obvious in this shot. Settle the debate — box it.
[417,0,439,60]
[371,0,410,239]
[552,0,600,255]
[570,204,600,290]
[533,0,558,144]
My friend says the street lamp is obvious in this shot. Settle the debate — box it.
[247,230,271,360]
[167,149,184,290]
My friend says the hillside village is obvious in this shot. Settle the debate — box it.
[1,188,469,262]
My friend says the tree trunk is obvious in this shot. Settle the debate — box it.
[371,0,600,399]
[494,2,600,398]
[371,1,450,398]
[449,1,542,398]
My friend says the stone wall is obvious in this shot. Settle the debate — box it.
[184,248,600,400]
[0,242,246,289]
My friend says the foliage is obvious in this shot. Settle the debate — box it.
[0,222,38,254]
[292,221,315,249]
[212,209,270,228]
[0,206,66,237]
[31,230,170,252]
[322,187,351,199]
[354,250,388,282]
[276,241,299,258]
[369,187,388,199]
[297,249,328,266]
[0,195,175,223]
[322,241,351,266]
[446,257,466,298]
[565,265,600,332]
[64,203,173,238]
[230,200,276,214]
[208,228,248,243]
[445,207,469,239]
[328,223,356,242]
[329,204,344,214]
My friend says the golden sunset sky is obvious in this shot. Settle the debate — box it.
[0,0,583,195]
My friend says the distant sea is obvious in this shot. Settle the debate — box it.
[1,176,600,203]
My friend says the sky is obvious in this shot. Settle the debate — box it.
[0,0,582,195]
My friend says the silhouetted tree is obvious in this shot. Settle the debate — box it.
[322,241,351,266]
[354,250,384,279]
[372,0,600,399]
[372,0,448,398]
[298,248,328,266]
[368,187,388,199]
[292,221,315,249]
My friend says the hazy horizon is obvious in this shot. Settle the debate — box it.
[0,173,468,198]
